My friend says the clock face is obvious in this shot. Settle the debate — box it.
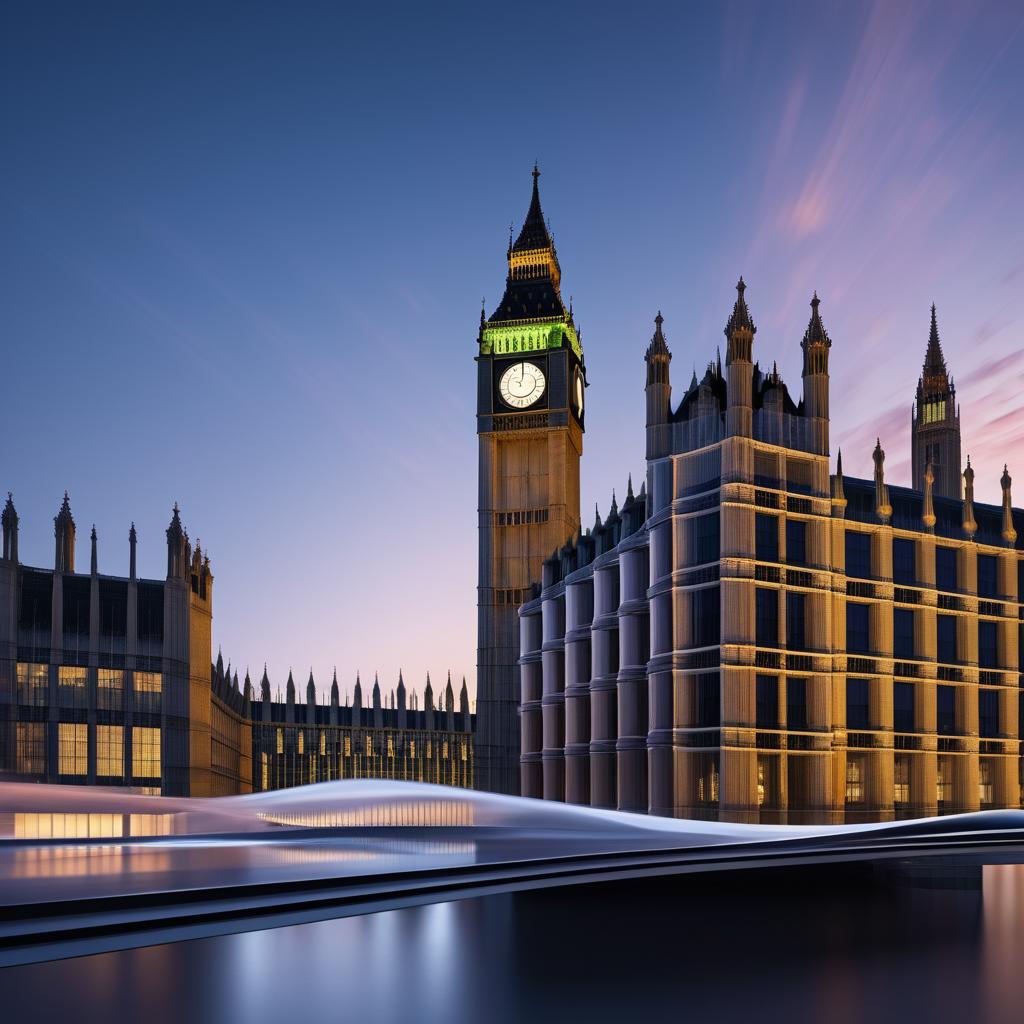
[498,361,546,409]
[574,369,584,416]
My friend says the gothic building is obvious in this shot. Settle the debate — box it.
[912,305,962,498]
[476,168,586,794]
[0,494,251,795]
[1,494,475,796]
[520,283,1024,824]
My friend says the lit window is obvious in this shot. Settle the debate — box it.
[298,731,304,755]
[58,666,88,708]
[134,671,162,712]
[936,758,951,805]
[98,669,124,711]
[344,735,351,757]
[276,728,283,754]
[365,735,373,757]
[442,740,449,760]
[845,758,863,803]
[319,731,326,756]
[979,760,994,805]
[16,721,46,774]
[132,726,161,779]
[261,752,269,790]
[96,725,123,777]
[16,663,48,706]
[894,756,910,804]
[387,735,395,758]
[410,739,416,759]
[58,722,88,775]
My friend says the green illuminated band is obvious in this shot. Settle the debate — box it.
[481,321,582,360]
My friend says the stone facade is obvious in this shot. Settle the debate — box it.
[520,285,1024,824]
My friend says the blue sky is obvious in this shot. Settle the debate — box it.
[3,1,1023,703]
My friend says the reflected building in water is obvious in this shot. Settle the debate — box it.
[520,284,1024,824]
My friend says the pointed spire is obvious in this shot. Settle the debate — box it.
[307,669,316,702]
[831,448,847,512]
[445,671,455,712]
[873,439,892,523]
[128,522,137,580]
[216,649,224,678]
[724,276,756,338]
[626,473,634,501]
[166,502,187,580]
[372,673,381,709]
[924,303,947,375]
[1001,465,1017,546]
[54,491,76,573]
[593,502,602,531]
[802,291,832,350]
[962,456,977,538]
[90,525,98,575]
[260,664,271,703]
[286,670,296,703]
[1,492,17,564]
[922,462,936,530]
[512,163,552,252]
[460,676,469,715]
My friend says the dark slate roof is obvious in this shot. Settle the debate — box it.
[513,167,552,252]
[674,358,727,420]
[488,279,567,324]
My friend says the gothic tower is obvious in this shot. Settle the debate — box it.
[476,167,586,795]
[912,304,961,497]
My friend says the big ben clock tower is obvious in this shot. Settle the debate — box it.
[476,167,585,795]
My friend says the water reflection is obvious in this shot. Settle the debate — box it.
[2,861,1024,1023]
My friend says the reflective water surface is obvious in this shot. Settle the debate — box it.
[2,861,1024,1024]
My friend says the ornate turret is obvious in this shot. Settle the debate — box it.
[912,304,961,497]
[724,277,755,438]
[1001,466,1017,546]
[2,493,18,563]
[645,312,672,459]
[54,491,76,573]
[922,463,936,531]
[873,439,892,523]
[801,292,832,455]
[166,503,188,581]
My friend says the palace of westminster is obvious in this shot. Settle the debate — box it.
[2,170,1023,827]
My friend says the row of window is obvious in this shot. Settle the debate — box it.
[754,515,1017,597]
[266,727,464,761]
[14,663,162,708]
[14,723,161,778]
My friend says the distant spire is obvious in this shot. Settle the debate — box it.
[1001,465,1017,546]
[609,489,618,518]
[593,503,602,531]
[962,456,977,538]
[307,669,316,702]
[873,439,892,523]
[2,493,18,563]
[129,522,137,579]
[460,677,469,715]
[286,670,296,703]
[724,276,756,337]
[924,303,946,375]
[54,491,76,573]
[832,448,847,509]
[626,473,634,500]
[90,525,98,575]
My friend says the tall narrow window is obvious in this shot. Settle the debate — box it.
[846,603,870,654]
[756,514,779,563]
[786,592,806,650]
[16,663,49,707]
[937,614,958,663]
[58,723,87,775]
[977,555,998,598]
[893,609,915,659]
[16,722,46,774]
[936,685,956,734]
[846,678,870,730]
[691,586,720,648]
[893,538,916,586]
[786,677,808,730]
[845,532,871,579]
[845,757,864,803]
[979,760,994,805]
[131,726,161,779]
[134,671,163,713]
[894,756,910,805]
[96,725,123,778]
[755,675,778,729]
[894,682,915,732]
[785,520,807,567]
[978,621,998,669]
[695,676,720,728]
[936,757,951,806]
[97,669,124,712]
[936,547,958,592]
[979,689,999,738]
[756,588,779,647]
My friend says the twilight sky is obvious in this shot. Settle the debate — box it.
[3,2,1023,704]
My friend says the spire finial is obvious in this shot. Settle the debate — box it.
[532,162,540,185]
